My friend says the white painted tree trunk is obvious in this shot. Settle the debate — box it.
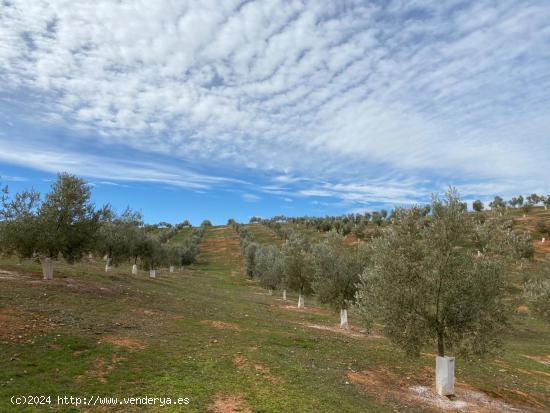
[169,265,175,273]
[105,257,112,272]
[340,309,348,329]
[149,269,156,278]
[88,252,93,259]
[268,289,273,295]
[545,205,548,211]
[41,257,53,280]
[297,294,304,308]
[103,254,108,261]
[435,356,455,396]
[282,289,287,301]
[542,237,546,244]
[477,250,482,257]
[523,214,526,218]
[131,264,138,275]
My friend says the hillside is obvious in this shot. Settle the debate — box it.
[1,224,549,412]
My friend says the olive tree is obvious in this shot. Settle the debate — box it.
[521,202,533,218]
[37,174,101,278]
[524,270,550,323]
[508,195,523,209]
[526,193,542,207]
[282,231,314,308]
[243,240,259,278]
[179,235,199,266]
[254,244,285,297]
[536,220,549,240]
[355,188,512,396]
[165,244,182,273]
[312,231,366,328]
[96,207,142,272]
[141,235,167,278]
[472,200,484,213]
[0,186,41,260]
[489,196,506,216]
[1,174,100,279]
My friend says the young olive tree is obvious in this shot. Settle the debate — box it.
[165,244,182,273]
[179,235,199,266]
[0,186,41,260]
[141,235,167,278]
[521,202,533,218]
[472,200,484,213]
[312,231,366,328]
[96,207,142,272]
[489,196,506,216]
[37,174,101,278]
[524,270,550,323]
[282,231,314,308]
[355,188,512,396]
[254,244,285,296]
[243,240,259,278]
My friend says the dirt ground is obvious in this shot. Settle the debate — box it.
[347,366,537,412]
[209,393,252,413]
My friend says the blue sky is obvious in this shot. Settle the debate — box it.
[1,0,549,225]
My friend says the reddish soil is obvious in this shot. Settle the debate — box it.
[80,354,126,384]
[103,335,146,351]
[524,354,550,367]
[200,320,241,331]
[209,393,252,413]
[344,233,361,245]
[0,307,50,343]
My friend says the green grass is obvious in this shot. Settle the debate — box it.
[242,224,282,245]
[167,227,194,245]
[1,225,549,412]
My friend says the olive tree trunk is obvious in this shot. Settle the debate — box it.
[149,269,156,278]
[41,257,53,280]
[297,293,304,308]
[282,289,287,301]
[105,257,113,272]
[169,265,175,273]
[340,309,348,329]
[131,264,138,275]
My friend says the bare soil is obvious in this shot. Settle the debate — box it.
[301,322,383,339]
[209,393,252,413]
[103,335,146,351]
[347,366,536,412]
[200,320,241,331]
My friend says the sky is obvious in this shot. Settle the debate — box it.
[1,0,549,225]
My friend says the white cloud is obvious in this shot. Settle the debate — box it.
[0,0,549,203]
[242,193,261,202]
[0,139,244,190]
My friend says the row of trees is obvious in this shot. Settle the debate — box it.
[252,210,392,240]
[477,193,550,215]
[235,223,369,328]
[250,193,548,242]
[240,189,542,396]
[0,173,201,279]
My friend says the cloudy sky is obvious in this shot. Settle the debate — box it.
[1,0,549,224]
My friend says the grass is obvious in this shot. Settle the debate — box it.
[0,223,549,412]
